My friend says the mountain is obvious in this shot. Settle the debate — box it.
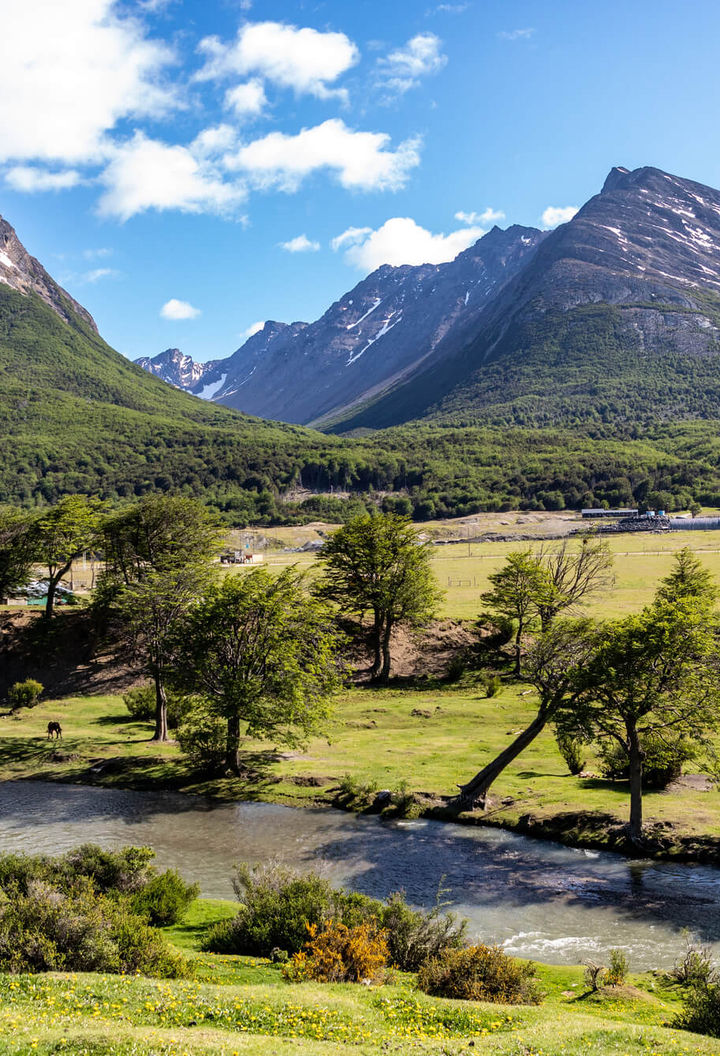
[334,165,720,430]
[135,225,546,425]
[1,216,97,330]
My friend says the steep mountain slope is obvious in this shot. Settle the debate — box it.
[136,225,545,425]
[334,166,720,430]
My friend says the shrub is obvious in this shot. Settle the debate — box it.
[583,960,608,991]
[554,729,585,775]
[123,686,185,729]
[63,844,155,894]
[674,972,720,1037]
[0,879,187,977]
[379,892,467,972]
[598,734,695,789]
[131,869,199,926]
[607,948,629,985]
[418,944,541,1005]
[176,703,226,771]
[8,679,43,710]
[283,921,389,983]
[666,937,715,988]
[485,674,502,698]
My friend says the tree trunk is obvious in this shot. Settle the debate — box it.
[225,713,241,773]
[627,721,644,845]
[454,709,550,811]
[45,578,57,620]
[377,618,393,683]
[151,669,169,742]
[514,617,523,676]
[369,610,384,681]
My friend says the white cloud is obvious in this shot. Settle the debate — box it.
[161,298,201,320]
[498,28,535,40]
[433,3,469,12]
[0,0,176,166]
[541,205,579,228]
[191,125,237,157]
[197,21,358,101]
[334,217,486,271]
[98,132,246,220]
[377,33,447,94]
[225,79,267,118]
[455,207,505,225]
[82,267,119,283]
[227,119,421,192]
[279,234,321,253]
[4,166,83,192]
[83,247,113,260]
[330,226,373,252]
[241,320,265,339]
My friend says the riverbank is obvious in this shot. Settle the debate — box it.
[1,686,718,866]
[1,896,717,1056]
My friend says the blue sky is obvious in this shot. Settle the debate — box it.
[2,0,720,363]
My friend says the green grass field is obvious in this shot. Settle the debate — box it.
[0,898,717,1056]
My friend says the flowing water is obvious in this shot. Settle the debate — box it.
[1,780,719,969]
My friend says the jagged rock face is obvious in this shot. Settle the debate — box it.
[334,165,720,429]
[0,216,97,331]
[136,225,545,423]
[135,348,215,392]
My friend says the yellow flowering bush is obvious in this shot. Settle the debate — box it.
[283,921,389,983]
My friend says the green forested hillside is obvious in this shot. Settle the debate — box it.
[3,284,720,521]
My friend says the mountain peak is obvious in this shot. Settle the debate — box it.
[0,215,97,331]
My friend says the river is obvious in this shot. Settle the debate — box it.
[1,781,718,969]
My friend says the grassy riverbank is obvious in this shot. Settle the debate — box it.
[0,898,716,1056]
[2,685,718,861]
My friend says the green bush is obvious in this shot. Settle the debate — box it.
[555,730,585,775]
[131,869,199,926]
[607,948,629,985]
[418,944,541,1004]
[122,686,185,729]
[674,973,720,1037]
[202,864,375,956]
[666,938,715,988]
[176,702,226,771]
[379,892,467,971]
[485,674,502,698]
[0,845,155,896]
[598,734,695,789]
[8,679,43,710]
[0,879,187,977]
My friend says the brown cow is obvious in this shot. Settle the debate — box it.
[47,721,62,740]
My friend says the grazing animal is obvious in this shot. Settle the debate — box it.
[47,721,62,740]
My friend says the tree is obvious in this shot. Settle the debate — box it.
[172,568,345,773]
[569,600,720,844]
[454,619,598,811]
[535,538,614,631]
[0,507,36,600]
[100,495,223,589]
[117,562,215,742]
[480,551,553,675]
[32,496,102,617]
[318,512,441,682]
[655,547,718,606]
[100,496,223,742]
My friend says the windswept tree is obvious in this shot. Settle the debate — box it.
[318,512,441,682]
[535,537,614,631]
[480,551,554,676]
[569,599,720,844]
[454,618,598,811]
[98,496,224,742]
[0,507,36,600]
[655,547,718,606]
[172,568,345,773]
[33,496,102,617]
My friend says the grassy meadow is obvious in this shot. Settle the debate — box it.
[0,898,717,1056]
